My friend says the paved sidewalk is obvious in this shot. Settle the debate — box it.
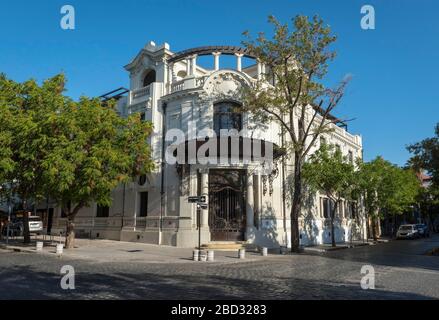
[0,237,274,264]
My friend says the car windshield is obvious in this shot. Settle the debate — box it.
[399,226,413,231]
[29,217,41,222]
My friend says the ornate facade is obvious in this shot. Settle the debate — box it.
[47,41,367,248]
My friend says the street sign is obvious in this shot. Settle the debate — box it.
[188,196,200,203]
[188,196,207,204]
[197,203,208,210]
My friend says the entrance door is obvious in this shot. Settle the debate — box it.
[209,170,246,241]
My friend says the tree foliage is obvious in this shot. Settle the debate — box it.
[0,74,154,248]
[303,144,356,246]
[241,15,349,251]
[407,123,439,187]
[356,157,420,239]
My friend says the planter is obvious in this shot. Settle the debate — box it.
[56,244,64,255]
[36,241,44,252]
[207,250,215,262]
[193,249,199,261]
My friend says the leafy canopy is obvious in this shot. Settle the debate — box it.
[0,73,154,215]
[407,123,439,187]
[303,143,356,202]
[356,157,420,217]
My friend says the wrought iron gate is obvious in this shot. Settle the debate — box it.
[209,170,246,241]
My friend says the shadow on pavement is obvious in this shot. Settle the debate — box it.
[0,264,433,300]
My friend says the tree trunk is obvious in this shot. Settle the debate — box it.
[371,216,377,241]
[22,200,31,244]
[330,204,337,247]
[290,153,303,253]
[65,218,75,249]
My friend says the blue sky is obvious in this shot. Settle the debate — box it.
[0,0,438,166]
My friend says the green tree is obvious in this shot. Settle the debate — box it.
[42,95,154,249]
[1,74,154,248]
[417,185,439,231]
[356,157,420,240]
[407,123,439,187]
[0,74,66,243]
[303,144,356,247]
[241,15,350,252]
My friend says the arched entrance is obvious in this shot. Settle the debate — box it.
[208,169,246,241]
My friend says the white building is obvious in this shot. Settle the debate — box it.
[47,42,367,248]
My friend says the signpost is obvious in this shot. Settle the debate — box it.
[188,196,207,258]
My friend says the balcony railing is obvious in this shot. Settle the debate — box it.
[171,80,185,93]
[131,85,151,101]
[169,76,208,94]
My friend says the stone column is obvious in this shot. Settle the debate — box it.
[167,63,173,94]
[186,58,191,76]
[190,55,197,75]
[246,173,255,239]
[200,169,209,228]
[235,53,244,72]
[257,60,262,80]
[212,52,221,71]
[168,63,174,84]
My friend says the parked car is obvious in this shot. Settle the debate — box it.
[396,224,419,239]
[1,216,43,236]
[415,224,430,238]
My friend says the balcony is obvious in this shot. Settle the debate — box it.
[130,85,151,105]
[169,76,208,94]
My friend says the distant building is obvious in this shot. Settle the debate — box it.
[417,171,433,189]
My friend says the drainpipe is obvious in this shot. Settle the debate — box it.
[159,102,167,245]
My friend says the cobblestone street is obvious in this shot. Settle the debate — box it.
[1,235,438,300]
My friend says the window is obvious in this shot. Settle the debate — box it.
[321,198,330,219]
[345,202,351,219]
[96,205,110,218]
[140,112,146,121]
[139,192,148,217]
[177,70,187,79]
[329,199,336,218]
[320,136,327,147]
[213,102,242,136]
[351,202,357,219]
[338,200,344,218]
[322,199,339,219]
[142,70,156,87]
[335,144,341,153]
[348,150,354,164]
[345,201,357,219]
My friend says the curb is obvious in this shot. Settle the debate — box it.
[0,244,57,256]
[303,242,371,253]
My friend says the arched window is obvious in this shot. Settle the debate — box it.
[142,69,156,87]
[177,70,187,79]
[213,102,242,136]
